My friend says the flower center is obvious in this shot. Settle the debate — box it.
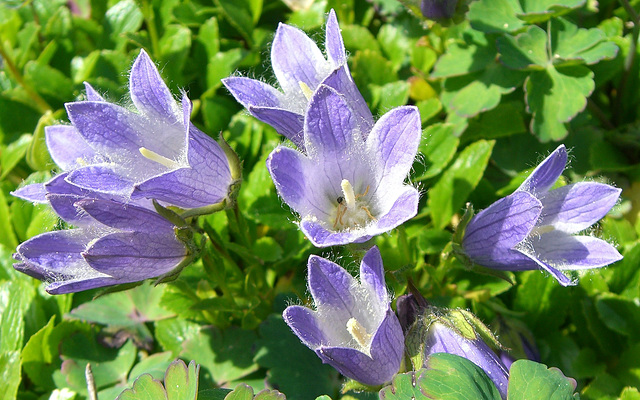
[528,225,555,237]
[139,147,181,169]
[346,317,371,349]
[333,179,376,231]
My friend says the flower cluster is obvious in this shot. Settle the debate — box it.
[9,7,625,394]
[12,50,240,293]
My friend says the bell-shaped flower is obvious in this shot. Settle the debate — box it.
[13,198,192,294]
[222,10,372,150]
[13,50,240,216]
[267,85,421,247]
[420,0,459,20]
[283,246,404,386]
[458,145,622,286]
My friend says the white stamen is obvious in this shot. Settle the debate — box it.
[528,225,555,236]
[299,81,314,100]
[346,317,371,348]
[139,147,181,169]
[341,179,356,210]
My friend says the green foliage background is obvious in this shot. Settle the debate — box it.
[1,0,639,398]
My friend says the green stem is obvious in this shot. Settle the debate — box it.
[0,43,51,114]
[138,0,160,58]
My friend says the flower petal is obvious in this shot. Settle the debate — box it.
[267,146,329,218]
[129,49,180,119]
[300,219,372,247]
[308,255,357,310]
[133,129,231,208]
[250,106,305,149]
[304,85,358,157]
[463,191,542,260]
[66,165,135,195]
[373,186,420,232]
[45,276,123,295]
[283,305,326,348]
[11,183,48,203]
[83,231,187,279]
[515,250,575,286]
[45,125,99,170]
[518,144,567,195]
[539,182,621,233]
[366,106,421,197]
[75,199,171,232]
[325,9,346,67]
[527,230,623,270]
[322,66,373,136]
[15,230,93,276]
[271,22,329,100]
[360,246,387,305]
[222,77,284,109]
[317,309,403,386]
[83,82,104,101]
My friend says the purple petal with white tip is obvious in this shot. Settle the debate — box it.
[45,125,99,170]
[75,199,172,232]
[538,182,621,233]
[83,231,187,279]
[308,255,356,309]
[271,23,329,97]
[129,49,179,119]
[283,305,326,348]
[360,246,387,304]
[12,183,48,203]
[463,192,542,259]
[518,145,567,195]
[325,9,346,67]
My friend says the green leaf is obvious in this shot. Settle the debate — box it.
[432,32,497,78]
[0,279,34,352]
[442,64,526,117]
[497,25,549,70]
[223,383,286,400]
[254,315,337,399]
[104,0,143,47]
[159,25,192,87]
[215,0,256,43]
[24,60,74,101]
[414,123,459,181]
[26,110,56,171]
[207,49,245,91]
[181,325,259,385]
[517,0,586,23]
[165,360,199,400]
[422,353,502,399]
[0,133,31,179]
[351,49,398,87]
[0,190,18,250]
[595,293,640,337]
[117,374,168,400]
[525,65,594,141]
[377,80,410,113]
[507,360,578,399]
[342,25,381,54]
[464,102,527,140]
[69,282,174,327]
[551,19,618,65]
[379,369,430,400]
[620,387,640,400]
[468,0,525,33]
[377,24,411,70]
[128,352,175,383]
[0,351,20,400]
[428,140,494,229]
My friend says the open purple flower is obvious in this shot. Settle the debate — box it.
[267,85,420,247]
[460,145,622,286]
[14,198,191,294]
[222,10,372,150]
[13,50,239,215]
[283,246,404,386]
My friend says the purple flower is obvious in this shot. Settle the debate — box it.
[13,50,239,215]
[424,321,509,398]
[267,85,421,247]
[13,198,191,294]
[222,10,372,150]
[283,246,404,386]
[460,145,622,286]
[420,0,458,20]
